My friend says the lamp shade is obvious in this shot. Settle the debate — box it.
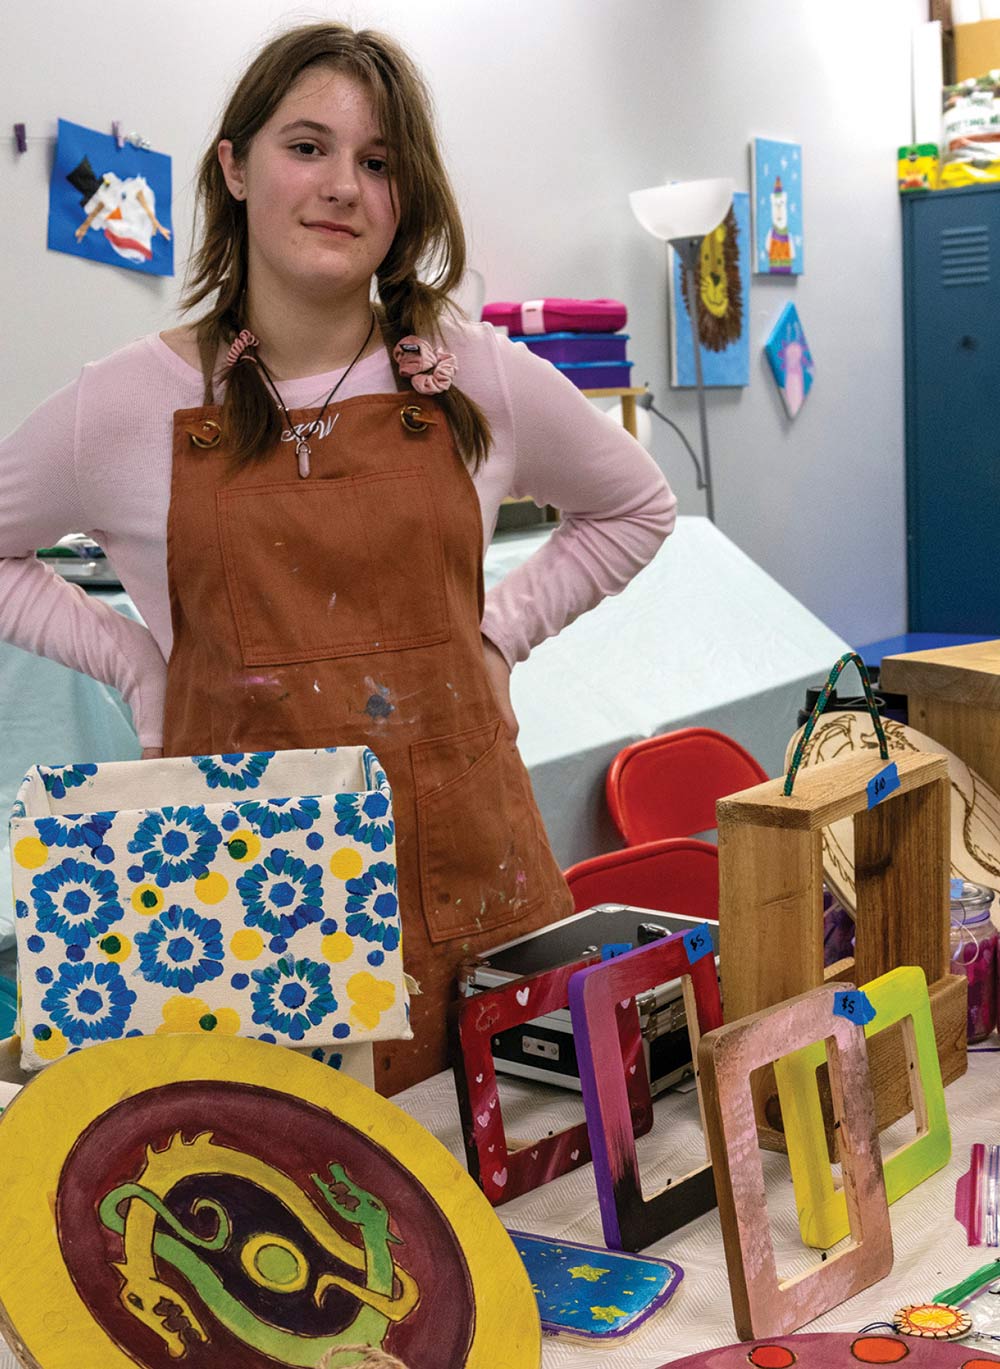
[629,177,735,243]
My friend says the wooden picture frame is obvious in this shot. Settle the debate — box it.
[697,982,893,1341]
[718,748,966,1153]
[775,965,951,1248]
[451,957,653,1205]
[568,928,722,1251]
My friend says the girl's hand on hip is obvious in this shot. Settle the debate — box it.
[481,637,519,742]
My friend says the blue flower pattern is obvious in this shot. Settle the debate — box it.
[334,790,394,852]
[136,906,224,993]
[30,858,123,947]
[35,812,115,863]
[127,806,222,887]
[15,749,406,1058]
[237,850,324,939]
[345,861,401,950]
[192,752,275,791]
[42,961,136,1045]
[235,797,321,837]
[39,764,97,800]
[251,957,338,1041]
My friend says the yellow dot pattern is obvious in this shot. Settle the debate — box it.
[322,932,354,964]
[13,838,48,870]
[98,933,132,964]
[33,1028,68,1062]
[329,848,363,881]
[230,929,264,961]
[227,831,261,863]
[194,872,229,904]
[131,885,163,916]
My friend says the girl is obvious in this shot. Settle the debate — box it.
[0,24,676,1093]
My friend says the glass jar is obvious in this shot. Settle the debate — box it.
[950,880,998,1043]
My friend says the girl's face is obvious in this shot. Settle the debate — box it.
[218,66,399,306]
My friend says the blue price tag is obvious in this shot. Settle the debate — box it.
[951,877,964,900]
[866,762,900,809]
[833,989,877,1026]
[683,922,713,965]
[601,942,632,961]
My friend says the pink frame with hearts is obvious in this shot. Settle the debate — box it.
[450,957,653,1205]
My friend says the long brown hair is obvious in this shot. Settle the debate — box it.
[181,23,491,469]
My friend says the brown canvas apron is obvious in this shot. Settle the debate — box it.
[162,387,573,1094]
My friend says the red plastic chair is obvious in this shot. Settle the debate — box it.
[605,727,768,846]
[563,838,719,920]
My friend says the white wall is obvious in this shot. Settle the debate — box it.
[1,0,925,644]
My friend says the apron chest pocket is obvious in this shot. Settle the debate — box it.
[411,720,548,943]
[217,468,450,666]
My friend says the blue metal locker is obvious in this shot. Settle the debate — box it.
[903,184,1000,630]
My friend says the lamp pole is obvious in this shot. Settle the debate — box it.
[674,236,715,524]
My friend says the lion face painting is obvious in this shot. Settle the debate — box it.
[682,205,744,354]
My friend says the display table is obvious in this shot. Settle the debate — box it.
[0,1047,995,1367]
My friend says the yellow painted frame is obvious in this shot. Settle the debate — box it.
[0,1035,540,1369]
[774,965,951,1249]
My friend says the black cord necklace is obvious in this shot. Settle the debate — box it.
[255,311,377,478]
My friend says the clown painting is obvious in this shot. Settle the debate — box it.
[670,191,751,387]
[49,119,174,277]
[752,137,804,276]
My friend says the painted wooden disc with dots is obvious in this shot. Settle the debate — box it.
[0,1034,539,1368]
[664,1331,1000,1367]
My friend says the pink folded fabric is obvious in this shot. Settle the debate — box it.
[482,298,627,335]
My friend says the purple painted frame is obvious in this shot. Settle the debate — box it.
[569,930,723,1251]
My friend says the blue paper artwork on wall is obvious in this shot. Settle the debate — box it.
[670,190,750,389]
[48,119,173,277]
[752,137,803,276]
[764,302,814,419]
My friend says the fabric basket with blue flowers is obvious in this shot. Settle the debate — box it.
[9,747,410,1071]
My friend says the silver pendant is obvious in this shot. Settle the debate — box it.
[296,439,311,479]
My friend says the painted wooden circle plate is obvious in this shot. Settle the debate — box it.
[0,1034,540,1369]
[663,1330,1000,1366]
[784,712,1000,915]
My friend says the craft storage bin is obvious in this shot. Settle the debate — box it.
[555,360,634,390]
[10,746,410,1071]
[950,879,998,1042]
[508,331,630,365]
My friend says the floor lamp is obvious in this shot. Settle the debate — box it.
[629,178,735,524]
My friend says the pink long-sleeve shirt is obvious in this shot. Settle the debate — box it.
[0,320,676,748]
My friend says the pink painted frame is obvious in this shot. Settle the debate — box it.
[697,983,893,1340]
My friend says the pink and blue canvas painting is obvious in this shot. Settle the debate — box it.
[752,137,803,276]
[764,302,814,419]
[48,119,173,277]
[671,191,751,389]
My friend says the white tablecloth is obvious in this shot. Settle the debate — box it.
[0,1050,996,1367]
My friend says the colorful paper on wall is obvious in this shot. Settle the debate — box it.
[670,190,751,389]
[751,137,804,275]
[764,302,814,419]
[48,118,173,276]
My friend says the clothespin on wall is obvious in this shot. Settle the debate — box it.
[125,130,152,151]
[112,120,124,150]
[13,123,27,154]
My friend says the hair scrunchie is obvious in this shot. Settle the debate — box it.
[226,328,259,367]
[392,335,457,395]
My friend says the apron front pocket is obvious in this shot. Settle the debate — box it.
[411,719,550,943]
[217,468,450,666]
